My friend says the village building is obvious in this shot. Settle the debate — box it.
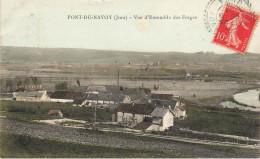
[174,105,187,118]
[150,93,174,101]
[73,93,131,106]
[13,91,50,102]
[50,91,84,103]
[15,85,44,92]
[117,103,155,126]
[147,107,175,131]
[86,85,107,94]
[150,97,186,119]
[47,110,63,118]
[0,93,13,101]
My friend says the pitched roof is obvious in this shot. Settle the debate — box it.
[50,91,83,99]
[47,110,61,115]
[85,93,127,102]
[133,122,152,130]
[73,98,85,105]
[15,85,44,92]
[151,94,173,100]
[86,86,107,93]
[118,103,155,115]
[151,99,176,108]
[176,105,186,111]
[15,91,44,98]
[151,107,173,118]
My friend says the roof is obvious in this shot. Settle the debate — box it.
[151,99,176,108]
[85,93,127,102]
[1,93,13,98]
[150,107,173,118]
[151,94,173,100]
[47,110,61,115]
[176,105,186,111]
[105,85,149,100]
[15,85,44,92]
[118,103,155,115]
[50,91,84,99]
[73,98,85,105]
[15,91,44,98]
[86,86,107,93]
[133,122,152,130]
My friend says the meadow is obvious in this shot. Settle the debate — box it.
[0,100,113,122]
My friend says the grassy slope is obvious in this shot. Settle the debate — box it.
[0,100,113,122]
[175,99,260,138]
[0,132,189,158]
[83,129,259,156]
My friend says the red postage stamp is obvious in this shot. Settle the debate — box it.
[213,4,259,54]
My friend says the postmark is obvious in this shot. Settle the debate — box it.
[212,4,259,54]
[204,0,253,32]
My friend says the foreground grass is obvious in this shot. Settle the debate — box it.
[175,98,260,138]
[83,129,259,156]
[0,100,113,122]
[0,131,189,158]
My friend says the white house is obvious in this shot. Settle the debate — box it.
[117,103,155,126]
[13,91,50,102]
[173,105,186,118]
[146,107,174,131]
[151,99,186,119]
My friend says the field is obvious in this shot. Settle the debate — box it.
[175,99,260,138]
[0,131,189,158]
[0,101,113,122]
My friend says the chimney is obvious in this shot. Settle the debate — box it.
[169,105,171,110]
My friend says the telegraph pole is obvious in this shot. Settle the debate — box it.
[117,69,120,86]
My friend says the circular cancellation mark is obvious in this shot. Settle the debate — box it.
[204,0,253,32]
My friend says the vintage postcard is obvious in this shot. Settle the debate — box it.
[0,0,260,158]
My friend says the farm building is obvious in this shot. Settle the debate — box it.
[15,85,44,92]
[13,91,50,102]
[50,91,84,103]
[117,103,155,126]
[74,93,131,106]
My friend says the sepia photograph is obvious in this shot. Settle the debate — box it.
[0,0,260,158]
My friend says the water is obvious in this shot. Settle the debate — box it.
[220,101,260,112]
[234,89,260,108]
[220,89,260,112]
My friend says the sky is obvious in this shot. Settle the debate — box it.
[1,0,260,54]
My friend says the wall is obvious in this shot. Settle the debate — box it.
[117,112,145,125]
[162,111,174,130]
[50,98,74,103]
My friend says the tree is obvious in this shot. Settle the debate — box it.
[154,85,159,91]
[55,82,68,90]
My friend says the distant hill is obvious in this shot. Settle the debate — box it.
[1,46,260,68]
